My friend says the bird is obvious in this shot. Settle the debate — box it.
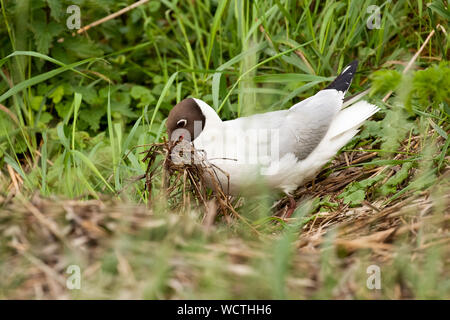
[166,60,379,216]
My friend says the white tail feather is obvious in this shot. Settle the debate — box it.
[288,100,379,192]
[327,100,379,139]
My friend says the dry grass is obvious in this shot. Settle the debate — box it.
[141,138,257,231]
[1,135,448,299]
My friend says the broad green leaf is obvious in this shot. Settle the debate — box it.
[31,20,64,54]
[49,85,64,103]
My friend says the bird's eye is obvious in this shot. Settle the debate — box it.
[177,119,187,127]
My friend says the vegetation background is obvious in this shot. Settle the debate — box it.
[0,0,449,299]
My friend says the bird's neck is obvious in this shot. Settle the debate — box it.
[193,98,222,129]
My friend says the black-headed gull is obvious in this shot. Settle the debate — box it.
[166,61,379,215]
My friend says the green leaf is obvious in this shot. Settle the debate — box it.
[369,69,402,96]
[31,96,45,111]
[31,20,64,54]
[55,102,72,119]
[131,85,155,108]
[379,162,413,196]
[410,62,450,109]
[338,174,385,206]
[148,1,161,12]
[0,57,99,104]
[112,101,136,119]
[73,86,100,105]
[427,0,450,21]
[359,120,383,140]
[380,108,415,155]
[49,85,64,103]
[47,0,64,21]
[38,112,53,126]
[79,107,106,132]
[340,189,365,206]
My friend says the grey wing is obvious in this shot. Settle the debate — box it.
[222,89,343,161]
[281,89,344,159]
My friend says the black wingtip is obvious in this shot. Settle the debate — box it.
[325,60,358,93]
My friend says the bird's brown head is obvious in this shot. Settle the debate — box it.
[166,98,206,142]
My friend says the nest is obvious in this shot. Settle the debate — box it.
[141,138,240,218]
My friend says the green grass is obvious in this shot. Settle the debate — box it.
[0,0,449,299]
